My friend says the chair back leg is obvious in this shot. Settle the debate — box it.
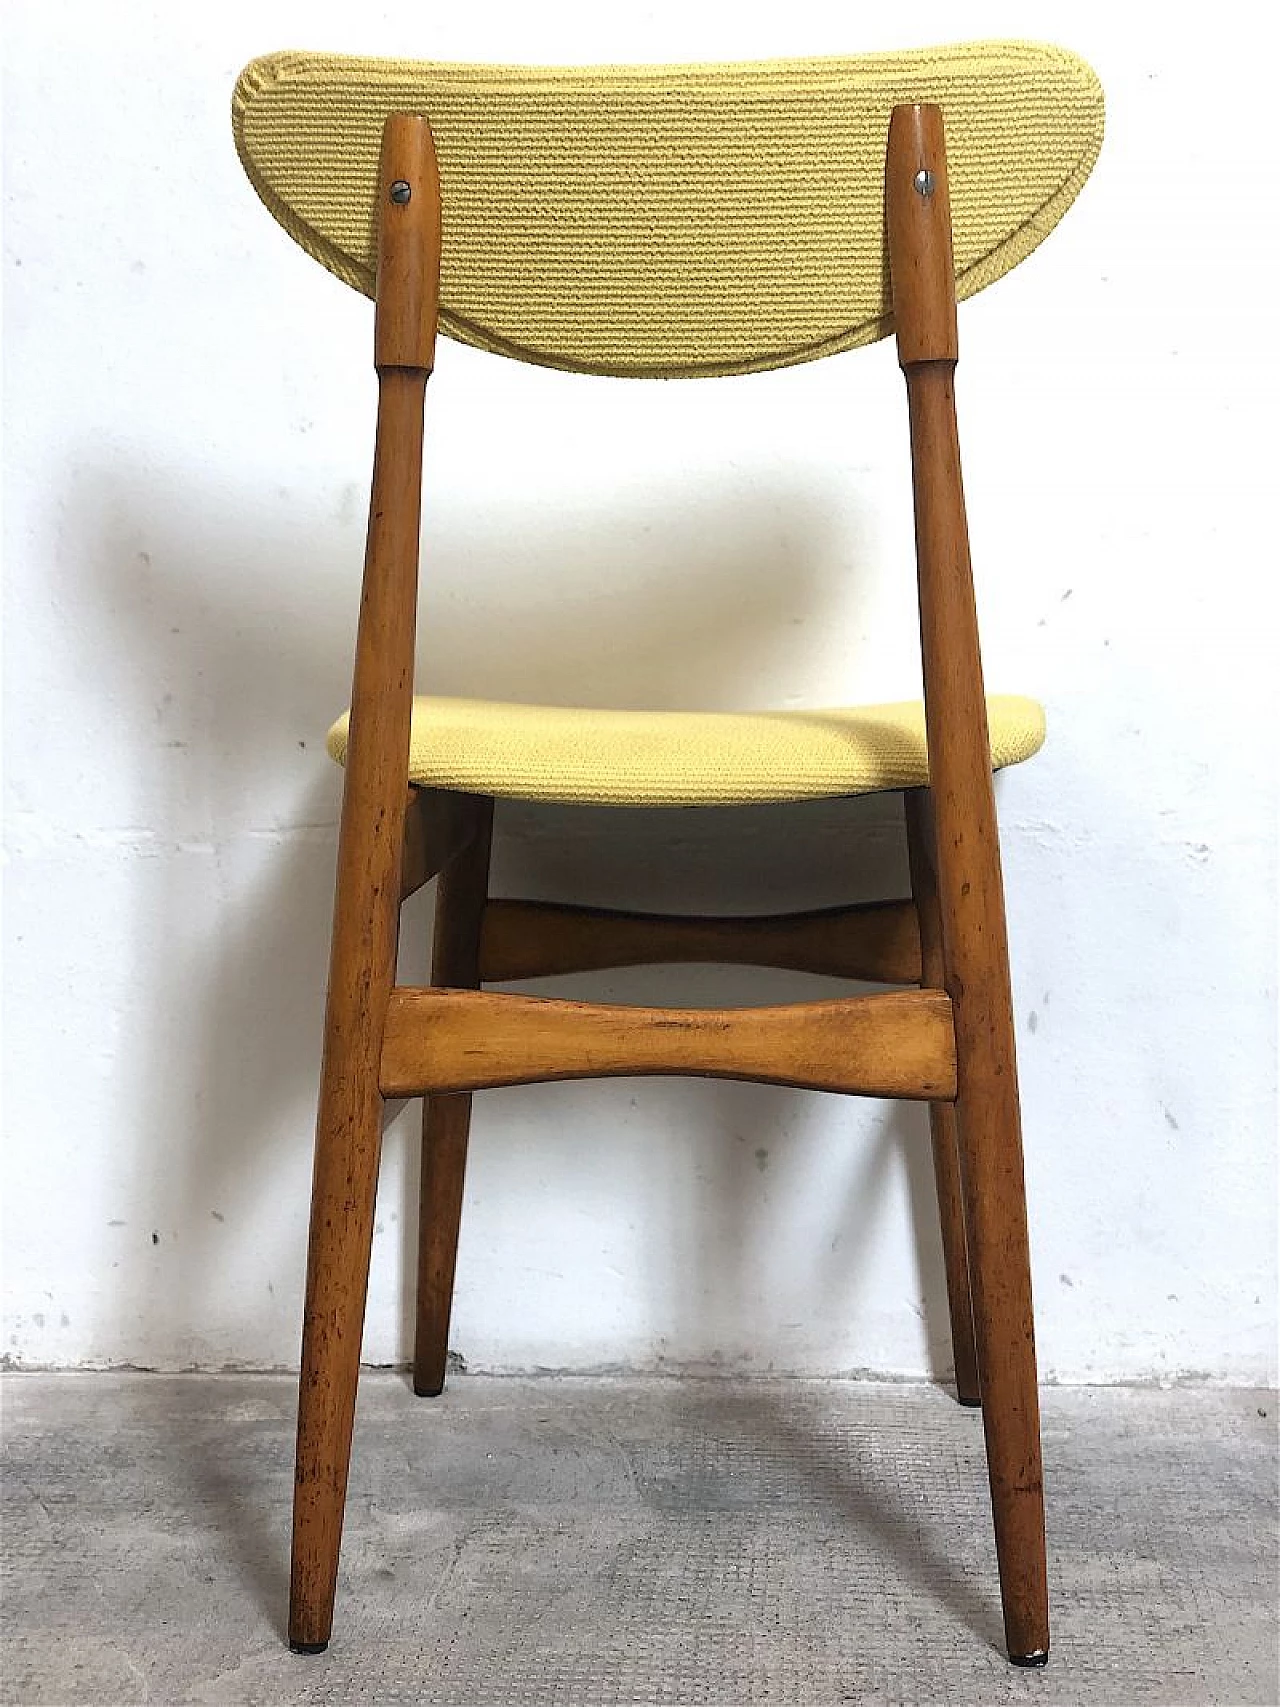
[289,113,441,1653]
[888,105,1048,1662]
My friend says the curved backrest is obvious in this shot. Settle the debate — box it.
[233,43,1102,379]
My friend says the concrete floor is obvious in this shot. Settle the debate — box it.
[1,1375,1276,1706]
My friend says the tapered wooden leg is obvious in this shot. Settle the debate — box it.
[413,798,494,1396]
[904,790,981,1406]
[927,1102,982,1402]
[952,1058,1046,1662]
[290,1071,385,1651]
[915,772,1044,1648]
[414,1094,475,1396]
[910,740,1045,1668]
[290,114,443,1653]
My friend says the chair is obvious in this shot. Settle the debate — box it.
[232,43,1103,1663]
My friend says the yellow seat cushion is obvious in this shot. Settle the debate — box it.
[325,695,1045,807]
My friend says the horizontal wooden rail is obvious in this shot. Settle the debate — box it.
[400,788,488,900]
[478,898,922,984]
[380,987,956,1100]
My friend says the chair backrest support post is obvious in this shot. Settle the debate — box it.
[886,101,1020,1102]
[325,111,440,1044]
[304,107,441,1359]
[291,114,442,1634]
[887,104,1045,1641]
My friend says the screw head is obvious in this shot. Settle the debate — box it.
[389,180,412,205]
[913,168,935,198]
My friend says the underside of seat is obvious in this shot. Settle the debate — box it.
[325,693,1045,806]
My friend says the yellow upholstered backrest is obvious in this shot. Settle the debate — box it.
[232,43,1102,379]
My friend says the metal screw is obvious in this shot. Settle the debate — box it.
[913,168,935,198]
[389,180,412,205]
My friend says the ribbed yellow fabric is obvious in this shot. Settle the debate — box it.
[325,695,1045,807]
[232,44,1102,378]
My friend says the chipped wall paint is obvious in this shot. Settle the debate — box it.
[3,2,1276,1381]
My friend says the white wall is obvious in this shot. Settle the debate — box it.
[3,1,1275,1384]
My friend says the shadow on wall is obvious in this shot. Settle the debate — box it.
[70,454,959,1385]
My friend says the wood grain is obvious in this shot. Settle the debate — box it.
[413,798,495,1397]
[373,122,441,372]
[289,114,441,1656]
[400,787,487,900]
[885,104,958,366]
[479,897,922,985]
[888,102,1048,1663]
[380,987,956,1100]
[905,787,980,1407]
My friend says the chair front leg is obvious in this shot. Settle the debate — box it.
[904,789,980,1406]
[414,797,495,1396]
[925,1104,981,1404]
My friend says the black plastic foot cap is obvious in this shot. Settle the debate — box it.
[957,1394,982,1408]
[1010,1650,1049,1668]
[413,1381,445,1398]
[290,1639,329,1656]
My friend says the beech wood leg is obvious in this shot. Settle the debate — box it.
[290,1075,385,1651]
[904,789,980,1406]
[925,1104,981,1405]
[888,104,1049,1658]
[290,115,442,1652]
[413,798,494,1396]
[952,1049,1047,1661]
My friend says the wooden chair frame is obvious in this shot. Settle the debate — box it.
[288,106,1048,1665]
